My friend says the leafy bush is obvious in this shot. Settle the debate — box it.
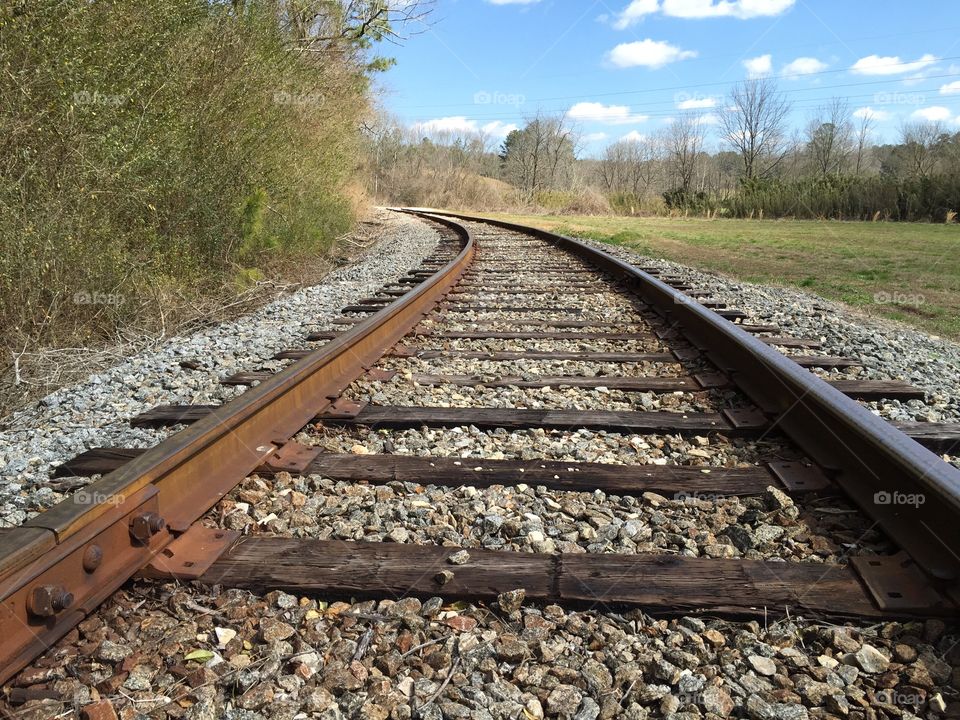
[0,0,380,414]
[0,0,371,404]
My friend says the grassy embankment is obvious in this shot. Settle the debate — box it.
[489,214,960,340]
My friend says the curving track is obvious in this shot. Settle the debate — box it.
[1,211,959,716]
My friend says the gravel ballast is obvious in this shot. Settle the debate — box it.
[2,214,959,720]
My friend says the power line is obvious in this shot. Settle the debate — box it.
[392,58,960,112]
[398,74,960,123]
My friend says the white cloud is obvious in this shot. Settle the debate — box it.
[850,53,938,76]
[743,54,772,78]
[940,81,960,95]
[699,112,721,125]
[620,130,648,142]
[567,102,649,124]
[583,132,610,142]
[911,106,952,122]
[677,96,717,109]
[782,56,827,78]
[661,0,795,19]
[853,106,890,121]
[481,121,519,138]
[612,0,660,28]
[412,116,477,134]
[411,117,517,138]
[611,0,793,26]
[607,39,697,69]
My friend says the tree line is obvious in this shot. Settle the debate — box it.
[367,78,960,222]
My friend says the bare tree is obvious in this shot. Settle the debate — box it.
[599,136,660,198]
[661,115,705,193]
[898,121,944,180]
[806,99,854,176]
[853,112,874,176]
[280,1,435,52]
[719,78,792,180]
[500,113,577,200]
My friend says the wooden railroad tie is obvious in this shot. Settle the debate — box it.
[54,449,830,497]
[155,534,953,621]
[127,403,957,451]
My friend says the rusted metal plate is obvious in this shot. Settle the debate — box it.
[850,553,952,613]
[767,461,832,492]
[672,347,701,363]
[139,526,240,581]
[694,372,732,389]
[721,407,769,431]
[387,344,417,358]
[320,397,368,420]
[365,368,397,382]
[258,442,322,475]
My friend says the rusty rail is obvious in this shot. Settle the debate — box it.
[4,207,960,683]
[0,216,474,685]
[407,209,960,601]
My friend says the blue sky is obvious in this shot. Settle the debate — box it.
[379,0,960,155]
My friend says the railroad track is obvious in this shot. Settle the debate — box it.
[2,211,959,716]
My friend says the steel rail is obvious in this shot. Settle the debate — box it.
[0,216,474,685]
[408,209,960,594]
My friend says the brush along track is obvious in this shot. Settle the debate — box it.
[2,211,960,718]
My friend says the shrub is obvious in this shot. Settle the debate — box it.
[0,0,371,409]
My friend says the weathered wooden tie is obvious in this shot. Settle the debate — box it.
[188,538,953,619]
[129,403,957,452]
[418,330,657,341]
[317,404,765,436]
[55,449,824,497]
[409,373,695,391]
[219,370,919,400]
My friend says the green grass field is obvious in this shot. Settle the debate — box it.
[489,214,960,340]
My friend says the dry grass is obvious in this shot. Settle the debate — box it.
[0,219,388,422]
